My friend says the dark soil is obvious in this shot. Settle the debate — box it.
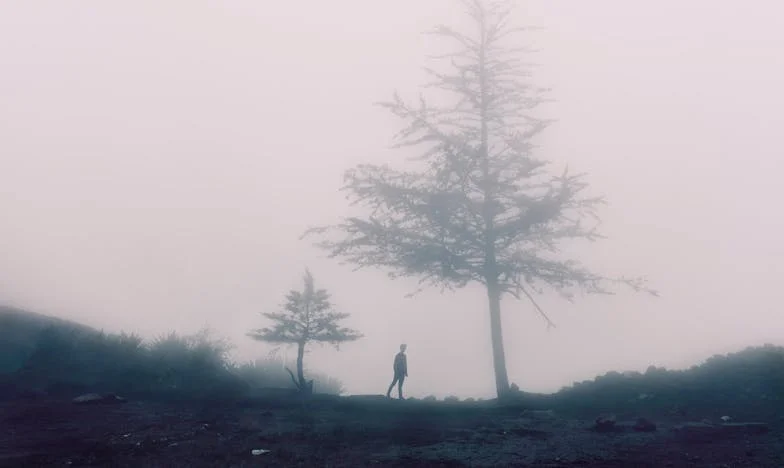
[2,393,783,467]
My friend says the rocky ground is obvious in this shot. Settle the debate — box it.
[2,392,783,467]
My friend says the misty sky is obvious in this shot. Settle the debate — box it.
[1,1,782,399]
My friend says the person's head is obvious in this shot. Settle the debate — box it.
[400,344,407,353]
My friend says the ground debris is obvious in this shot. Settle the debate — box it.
[1,396,781,467]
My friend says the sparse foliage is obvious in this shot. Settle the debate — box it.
[306,0,655,398]
[247,269,362,394]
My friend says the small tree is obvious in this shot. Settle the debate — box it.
[247,269,362,394]
[306,0,655,398]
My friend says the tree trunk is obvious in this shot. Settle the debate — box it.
[486,279,510,399]
[474,2,509,400]
[296,341,306,388]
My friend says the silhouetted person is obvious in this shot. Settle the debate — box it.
[386,343,407,399]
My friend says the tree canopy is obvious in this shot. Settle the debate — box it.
[248,269,362,393]
[306,0,655,397]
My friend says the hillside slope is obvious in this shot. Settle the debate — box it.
[0,305,94,373]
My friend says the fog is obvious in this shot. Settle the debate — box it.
[1,1,782,399]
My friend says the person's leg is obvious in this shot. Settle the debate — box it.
[386,376,398,397]
[397,375,405,399]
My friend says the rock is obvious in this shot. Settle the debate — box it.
[593,415,618,432]
[72,393,127,405]
[510,383,520,392]
[633,417,657,432]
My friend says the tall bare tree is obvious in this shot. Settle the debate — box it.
[306,0,655,398]
[248,270,362,394]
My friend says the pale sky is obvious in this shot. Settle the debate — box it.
[1,1,782,399]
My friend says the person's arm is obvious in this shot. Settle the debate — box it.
[403,355,408,377]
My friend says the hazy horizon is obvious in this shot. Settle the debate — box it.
[2,0,782,399]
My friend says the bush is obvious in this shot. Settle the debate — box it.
[234,357,344,395]
[7,318,343,401]
[551,344,784,420]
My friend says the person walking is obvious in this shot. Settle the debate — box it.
[386,344,408,399]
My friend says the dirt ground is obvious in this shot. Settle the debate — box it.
[2,393,783,467]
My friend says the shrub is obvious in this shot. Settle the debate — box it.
[7,320,343,401]
[551,345,784,420]
[235,357,344,395]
